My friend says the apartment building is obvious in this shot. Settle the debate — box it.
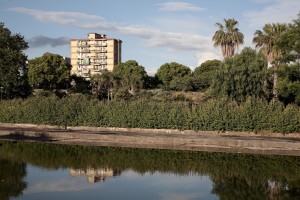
[70,33,122,78]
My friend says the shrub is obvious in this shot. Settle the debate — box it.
[0,96,299,134]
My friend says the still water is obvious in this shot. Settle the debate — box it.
[0,141,300,200]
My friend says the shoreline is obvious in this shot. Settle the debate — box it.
[0,123,299,156]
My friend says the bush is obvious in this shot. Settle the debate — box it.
[0,96,299,134]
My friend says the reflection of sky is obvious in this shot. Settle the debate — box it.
[13,165,218,200]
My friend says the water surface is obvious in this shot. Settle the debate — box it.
[0,141,299,200]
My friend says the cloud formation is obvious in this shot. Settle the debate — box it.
[244,0,299,28]
[157,2,206,12]
[8,7,219,64]
[27,35,70,48]
[24,178,98,194]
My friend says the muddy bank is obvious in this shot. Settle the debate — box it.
[0,123,299,156]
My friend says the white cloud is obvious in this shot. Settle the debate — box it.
[24,178,98,194]
[150,17,208,34]
[8,7,222,69]
[157,2,206,12]
[7,7,116,31]
[244,0,299,28]
[8,7,214,52]
[196,50,222,66]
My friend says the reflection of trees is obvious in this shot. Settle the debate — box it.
[0,141,299,199]
[212,176,267,199]
[211,177,300,199]
[0,159,27,200]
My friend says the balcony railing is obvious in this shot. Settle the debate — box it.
[77,48,90,53]
[94,60,107,64]
[94,42,107,47]
[93,48,107,53]
[77,41,89,47]
[90,54,107,59]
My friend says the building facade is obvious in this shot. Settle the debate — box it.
[70,33,122,78]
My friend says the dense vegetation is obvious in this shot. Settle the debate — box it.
[0,13,300,134]
[0,95,299,133]
[0,22,31,99]
[0,141,299,199]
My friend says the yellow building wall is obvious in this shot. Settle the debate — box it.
[70,34,122,78]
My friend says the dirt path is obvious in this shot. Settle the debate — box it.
[0,123,299,156]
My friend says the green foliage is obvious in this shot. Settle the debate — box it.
[212,18,244,58]
[0,22,31,99]
[156,62,192,90]
[168,75,193,91]
[143,75,159,89]
[210,48,268,102]
[113,60,147,94]
[69,74,91,94]
[278,64,300,105]
[193,59,222,91]
[253,23,287,66]
[276,12,300,63]
[28,53,72,90]
[0,96,299,134]
[0,159,27,200]
[90,70,116,100]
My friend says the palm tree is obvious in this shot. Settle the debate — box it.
[253,23,287,99]
[253,23,287,68]
[212,18,244,58]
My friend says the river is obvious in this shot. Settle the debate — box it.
[0,141,299,199]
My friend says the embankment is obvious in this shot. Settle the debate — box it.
[0,123,299,156]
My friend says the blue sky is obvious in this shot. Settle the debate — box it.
[1,0,299,75]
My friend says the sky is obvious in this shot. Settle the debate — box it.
[1,0,299,75]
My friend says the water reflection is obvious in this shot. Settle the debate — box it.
[0,141,299,199]
[70,168,120,183]
[0,159,27,200]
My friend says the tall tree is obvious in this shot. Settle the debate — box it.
[212,18,244,58]
[156,62,192,91]
[210,47,267,103]
[193,59,222,91]
[0,22,31,99]
[90,70,117,100]
[253,23,287,99]
[28,53,72,90]
[276,13,300,105]
[113,60,147,94]
[276,12,300,63]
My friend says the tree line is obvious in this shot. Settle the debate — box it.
[0,13,299,105]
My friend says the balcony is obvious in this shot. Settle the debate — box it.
[93,66,101,71]
[78,41,89,47]
[77,48,90,53]
[91,54,107,59]
[94,42,107,47]
[93,48,107,53]
[94,60,107,65]
[77,58,90,65]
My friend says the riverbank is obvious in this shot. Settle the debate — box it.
[0,123,299,156]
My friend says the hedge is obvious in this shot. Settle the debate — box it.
[0,95,299,134]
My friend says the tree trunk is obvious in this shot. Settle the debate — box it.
[273,67,279,101]
[107,89,110,101]
[110,89,113,100]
